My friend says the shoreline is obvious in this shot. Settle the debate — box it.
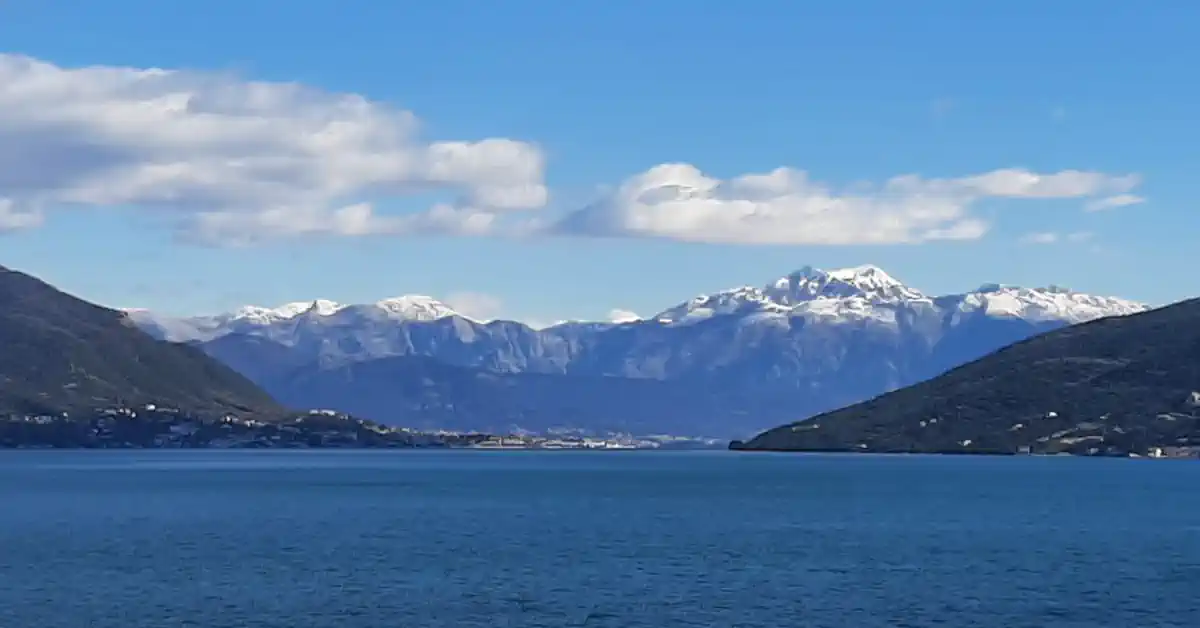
[728,445,1199,459]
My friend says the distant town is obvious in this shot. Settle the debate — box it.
[0,404,725,450]
[3,403,1193,457]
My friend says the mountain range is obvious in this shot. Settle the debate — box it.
[129,265,1146,437]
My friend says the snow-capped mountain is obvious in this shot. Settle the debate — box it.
[137,264,1141,342]
[129,295,463,342]
[767,264,928,304]
[128,265,1148,437]
[236,299,345,323]
[654,264,1142,326]
[655,264,929,325]
[944,283,1144,324]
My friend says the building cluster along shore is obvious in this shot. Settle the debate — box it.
[0,404,722,450]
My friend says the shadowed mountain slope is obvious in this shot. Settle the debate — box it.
[734,298,1200,455]
[0,265,282,417]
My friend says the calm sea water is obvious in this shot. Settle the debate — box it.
[1,450,1198,627]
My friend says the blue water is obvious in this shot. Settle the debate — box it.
[1,451,1198,627]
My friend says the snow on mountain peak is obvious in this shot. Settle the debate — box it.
[371,295,460,321]
[766,264,925,305]
[951,284,1146,324]
[285,299,344,317]
[655,286,788,324]
[657,265,930,325]
[219,296,459,326]
[226,299,345,324]
[652,264,1142,328]
[131,263,1145,344]
[827,264,897,285]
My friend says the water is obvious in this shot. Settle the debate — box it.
[1,451,1198,627]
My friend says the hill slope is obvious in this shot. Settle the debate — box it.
[0,265,282,417]
[734,298,1200,455]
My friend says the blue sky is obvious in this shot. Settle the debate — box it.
[0,1,1196,323]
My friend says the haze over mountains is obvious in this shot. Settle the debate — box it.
[129,265,1146,437]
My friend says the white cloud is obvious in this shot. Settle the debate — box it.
[0,54,1147,250]
[0,198,43,231]
[952,169,1139,199]
[445,291,505,321]
[0,54,546,244]
[1019,230,1094,245]
[1084,194,1145,212]
[555,164,1140,245]
[184,203,501,246]
[1019,232,1059,245]
[607,308,641,323]
[1066,231,1094,243]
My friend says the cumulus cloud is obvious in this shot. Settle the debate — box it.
[607,308,641,323]
[554,164,1141,245]
[0,54,546,244]
[0,54,1147,249]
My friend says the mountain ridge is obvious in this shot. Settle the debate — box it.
[130,265,1146,341]
[123,265,1147,437]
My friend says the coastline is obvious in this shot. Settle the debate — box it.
[728,444,1200,459]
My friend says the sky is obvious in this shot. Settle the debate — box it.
[0,1,1197,324]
